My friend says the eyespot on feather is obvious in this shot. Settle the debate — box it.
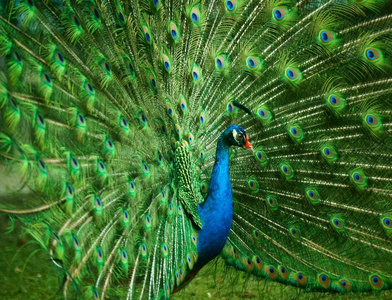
[280,162,294,180]
[166,102,175,118]
[330,215,345,232]
[96,161,106,175]
[55,51,65,65]
[329,94,340,106]
[318,30,335,45]
[93,289,99,300]
[120,249,128,265]
[363,113,383,133]
[140,242,147,257]
[72,234,80,250]
[165,283,171,298]
[253,256,263,270]
[178,95,187,113]
[242,257,254,272]
[326,93,346,114]
[191,64,202,82]
[317,273,330,288]
[148,73,156,88]
[13,50,22,63]
[70,156,79,171]
[199,149,205,160]
[256,105,273,124]
[191,232,198,246]
[382,216,392,228]
[190,7,201,24]
[253,229,262,242]
[167,203,175,217]
[199,110,206,125]
[226,101,235,114]
[104,139,115,155]
[364,47,381,62]
[187,132,194,144]
[225,0,237,12]
[247,177,259,192]
[161,243,169,257]
[177,203,183,215]
[41,72,52,86]
[214,54,230,72]
[115,6,125,25]
[215,56,225,69]
[187,253,195,269]
[380,214,392,234]
[174,123,181,135]
[36,113,45,128]
[169,22,180,41]
[289,226,301,239]
[152,0,160,8]
[200,181,208,193]
[321,144,338,163]
[288,124,304,143]
[128,180,136,195]
[123,56,136,79]
[100,60,111,74]
[338,278,351,291]
[284,67,301,82]
[266,195,279,211]
[365,114,378,127]
[76,114,86,129]
[96,246,103,263]
[38,159,47,173]
[266,266,278,280]
[162,54,172,72]
[123,209,130,226]
[90,5,100,20]
[295,272,307,286]
[349,169,367,190]
[66,184,74,199]
[137,110,148,128]
[143,26,152,44]
[145,214,152,230]
[278,266,289,280]
[94,196,102,210]
[119,116,129,131]
[305,187,320,205]
[246,56,262,72]
[84,81,95,95]
[369,274,383,290]
[272,7,286,21]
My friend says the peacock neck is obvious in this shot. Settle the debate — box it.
[196,134,233,267]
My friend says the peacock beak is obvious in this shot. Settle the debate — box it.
[244,134,254,154]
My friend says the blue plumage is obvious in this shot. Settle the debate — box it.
[197,125,249,266]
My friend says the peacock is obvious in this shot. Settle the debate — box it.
[1,0,392,298]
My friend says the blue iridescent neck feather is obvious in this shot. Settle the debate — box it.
[196,128,234,266]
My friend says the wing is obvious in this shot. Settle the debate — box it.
[174,145,204,228]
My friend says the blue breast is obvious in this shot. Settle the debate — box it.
[196,141,233,266]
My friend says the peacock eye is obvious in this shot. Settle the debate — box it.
[237,133,244,140]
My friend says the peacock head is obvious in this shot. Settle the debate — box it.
[224,124,253,152]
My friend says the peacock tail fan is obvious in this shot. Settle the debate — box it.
[0,0,392,299]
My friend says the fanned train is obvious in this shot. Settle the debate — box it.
[1,0,392,299]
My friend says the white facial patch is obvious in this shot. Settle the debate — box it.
[233,129,238,141]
